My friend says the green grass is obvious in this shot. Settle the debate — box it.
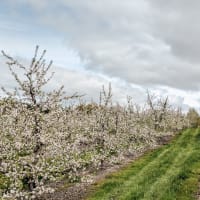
[0,173,10,197]
[86,129,200,200]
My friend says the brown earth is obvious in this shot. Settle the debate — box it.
[38,134,173,200]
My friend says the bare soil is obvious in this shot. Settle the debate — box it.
[38,134,173,200]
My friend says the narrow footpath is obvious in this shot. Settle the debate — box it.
[86,129,200,200]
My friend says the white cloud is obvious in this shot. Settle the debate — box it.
[15,0,199,91]
[0,55,146,105]
[0,54,197,112]
[1,0,200,110]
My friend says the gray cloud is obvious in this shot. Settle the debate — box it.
[18,0,200,91]
[151,0,200,63]
[0,55,146,104]
[2,0,200,109]
[1,54,199,111]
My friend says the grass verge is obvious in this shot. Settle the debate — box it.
[86,129,200,200]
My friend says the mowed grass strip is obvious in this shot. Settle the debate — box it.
[86,129,200,200]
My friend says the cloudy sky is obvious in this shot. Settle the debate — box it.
[0,0,200,111]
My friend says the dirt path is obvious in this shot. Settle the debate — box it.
[38,135,173,200]
[38,149,154,200]
[86,129,200,200]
